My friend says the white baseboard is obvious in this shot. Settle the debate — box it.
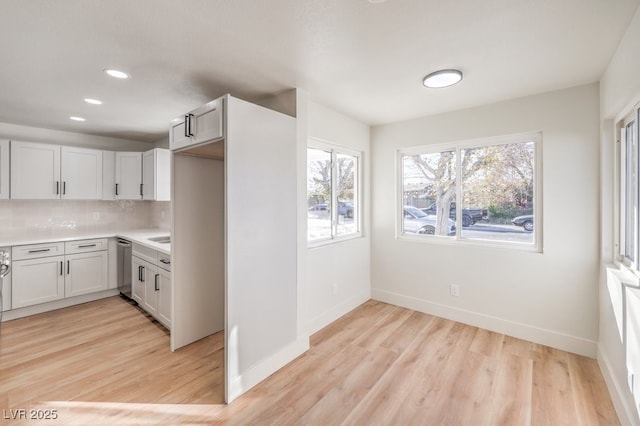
[227,335,309,403]
[372,288,598,358]
[305,289,371,336]
[598,344,640,426]
[2,289,120,322]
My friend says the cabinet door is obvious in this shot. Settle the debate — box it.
[157,267,171,329]
[12,255,65,308]
[64,251,108,297]
[131,256,147,304]
[144,263,160,318]
[0,140,9,199]
[169,116,191,151]
[102,151,116,200]
[61,146,103,199]
[192,99,223,144]
[10,141,61,199]
[142,149,156,201]
[115,152,142,200]
[142,148,170,201]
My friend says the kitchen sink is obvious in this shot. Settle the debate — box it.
[148,235,171,244]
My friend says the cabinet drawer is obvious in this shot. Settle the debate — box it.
[157,252,171,271]
[13,242,64,260]
[65,238,108,254]
[132,243,157,264]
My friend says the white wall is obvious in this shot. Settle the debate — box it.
[371,84,600,357]
[303,99,371,334]
[599,5,640,426]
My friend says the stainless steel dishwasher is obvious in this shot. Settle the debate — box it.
[116,238,132,299]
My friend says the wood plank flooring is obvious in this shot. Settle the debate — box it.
[0,297,619,425]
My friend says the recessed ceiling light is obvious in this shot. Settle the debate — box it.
[104,68,129,79]
[423,69,463,88]
[368,0,386,3]
[84,98,102,105]
[70,116,86,122]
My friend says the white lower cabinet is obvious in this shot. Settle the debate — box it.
[12,255,65,309]
[132,244,171,329]
[131,256,147,305]
[64,251,108,298]
[157,267,171,329]
[12,239,108,309]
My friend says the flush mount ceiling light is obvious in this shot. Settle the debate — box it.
[104,68,129,79]
[84,98,102,105]
[70,116,86,122]
[423,69,463,88]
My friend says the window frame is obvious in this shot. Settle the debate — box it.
[396,132,543,252]
[618,106,640,271]
[307,139,363,247]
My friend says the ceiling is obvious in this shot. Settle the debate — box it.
[0,0,638,143]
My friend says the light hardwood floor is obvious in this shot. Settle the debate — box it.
[0,297,619,425]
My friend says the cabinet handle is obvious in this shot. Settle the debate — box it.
[159,259,170,265]
[187,113,195,137]
[56,181,60,195]
[78,244,96,248]
[28,248,50,253]
[66,260,70,275]
[184,115,189,137]
[140,183,144,197]
[141,266,145,282]
[63,181,66,195]
[155,274,160,291]
[60,261,63,276]
[115,183,119,196]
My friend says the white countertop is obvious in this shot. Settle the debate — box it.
[0,228,171,254]
[117,229,171,254]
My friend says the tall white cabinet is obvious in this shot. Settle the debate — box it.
[10,141,103,200]
[171,94,302,403]
[0,140,9,199]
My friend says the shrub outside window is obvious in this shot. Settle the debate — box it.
[399,133,541,249]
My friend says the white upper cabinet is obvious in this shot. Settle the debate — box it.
[11,141,103,200]
[170,99,223,151]
[10,141,61,199]
[102,150,116,200]
[60,146,103,199]
[142,148,170,201]
[0,140,9,199]
[115,152,142,200]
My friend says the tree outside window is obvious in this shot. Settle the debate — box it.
[401,135,539,246]
[308,145,360,244]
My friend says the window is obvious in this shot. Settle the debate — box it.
[620,109,639,268]
[307,142,361,244]
[399,133,540,249]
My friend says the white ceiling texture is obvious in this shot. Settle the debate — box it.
[0,0,638,142]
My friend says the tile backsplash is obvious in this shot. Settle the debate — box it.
[0,200,170,237]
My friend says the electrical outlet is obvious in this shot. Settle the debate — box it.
[450,284,460,297]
